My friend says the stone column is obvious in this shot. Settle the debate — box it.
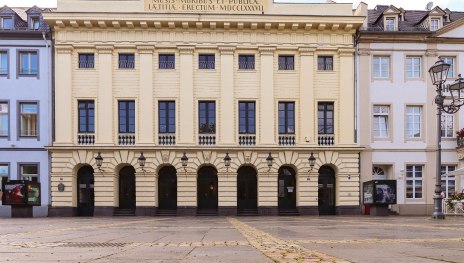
[259,47,276,145]
[338,48,355,145]
[177,171,196,215]
[218,170,237,215]
[219,47,236,145]
[54,46,73,145]
[178,46,195,145]
[135,172,156,216]
[298,47,316,145]
[137,46,155,145]
[258,171,278,215]
[96,46,114,145]
[93,170,115,216]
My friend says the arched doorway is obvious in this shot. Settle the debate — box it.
[237,166,257,214]
[197,166,218,213]
[318,165,336,215]
[119,166,136,210]
[278,166,297,212]
[158,166,177,211]
[77,166,94,217]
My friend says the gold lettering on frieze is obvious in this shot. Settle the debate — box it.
[144,0,267,14]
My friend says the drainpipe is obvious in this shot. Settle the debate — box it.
[42,31,52,211]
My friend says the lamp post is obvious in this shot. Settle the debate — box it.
[181,152,188,172]
[428,59,464,219]
[266,153,274,172]
[138,152,146,172]
[223,152,231,173]
[95,152,103,171]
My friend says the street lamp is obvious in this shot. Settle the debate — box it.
[95,152,103,171]
[223,152,231,173]
[137,152,146,172]
[428,60,464,219]
[181,152,188,172]
[266,152,274,172]
[308,152,316,172]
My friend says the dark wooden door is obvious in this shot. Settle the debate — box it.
[318,166,336,215]
[119,166,136,210]
[278,166,296,210]
[158,166,177,210]
[237,166,257,210]
[197,166,218,210]
[77,166,95,217]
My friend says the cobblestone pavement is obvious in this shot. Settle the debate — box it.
[0,216,463,262]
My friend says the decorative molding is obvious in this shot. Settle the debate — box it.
[358,49,370,56]
[56,45,74,54]
[338,48,355,57]
[298,47,316,56]
[136,45,155,54]
[426,49,438,57]
[218,46,236,55]
[96,45,114,54]
[258,46,276,55]
[178,46,195,54]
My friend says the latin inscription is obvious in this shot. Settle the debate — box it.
[144,0,266,14]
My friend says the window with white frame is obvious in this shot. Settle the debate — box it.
[373,105,389,138]
[20,164,38,182]
[430,18,440,31]
[385,18,395,31]
[30,17,40,30]
[441,113,454,138]
[0,103,8,137]
[440,57,455,79]
[0,164,8,194]
[19,51,38,75]
[441,165,456,198]
[0,17,13,29]
[0,51,7,75]
[406,106,422,138]
[406,165,423,198]
[406,56,421,78]
[373,56,390,78]
[20,103,38,137]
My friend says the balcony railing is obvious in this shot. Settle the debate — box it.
[238,61,255,70]
[239,135,256,146]
[278,135,296,146]
[443,198,464,215]
[199,61,215,69]
[278,62,294,70]
[159,134,176,145]
[199,135,216,145]
[77,133,95,145]
[119,134,135,145]
[118,60,135,69]
[78,61,94,68]
[318,134,335,146]
[317,62,333,71]
[159,61,175,69]
[457,137,464,148]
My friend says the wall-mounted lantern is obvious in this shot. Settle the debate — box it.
[95,152,103,171]
[266,152,274,172]
[181,152,188,172]
[308,152,316,172]
[224,152,231,172]
[138,152,146,172]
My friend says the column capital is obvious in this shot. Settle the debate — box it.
[338,48,355,57]
[178,45,195,54]
[96,45,114,54]
[298,47,316,56]
[218,46,236,55]
[137,45,155,54]
[426,49,438,57]
[258,46,276,55]
[56,45,74,54]
[358,49,371,56]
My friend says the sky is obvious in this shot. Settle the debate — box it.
[0,0,463,10]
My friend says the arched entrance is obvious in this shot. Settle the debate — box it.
[197,166,218,214]
[119,166,136,210]
[318,165,336,215]
[278,166,297,212]
[77,166,94,217]
[237,166,257,214]
[158,166,177,211]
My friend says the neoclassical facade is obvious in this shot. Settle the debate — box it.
[45,0,364,216]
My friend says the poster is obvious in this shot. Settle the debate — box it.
[363,180,397,205]
[2,181,27,205]
[27,182,41,206]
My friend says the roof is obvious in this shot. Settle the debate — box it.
[0,5,54,33]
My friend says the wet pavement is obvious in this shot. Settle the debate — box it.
[0,216,463,262]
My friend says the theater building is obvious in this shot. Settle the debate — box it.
[44,0,364,216]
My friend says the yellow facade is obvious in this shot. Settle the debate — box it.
[45,0,364,216]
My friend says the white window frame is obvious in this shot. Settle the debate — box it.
[0,17,13,29]
[30,17,40,30]
[19,164,39,182]
[430,18,440,31]
[406,106,422,138]
[0,102,9,137]
[440,57,455,79]
[441,165,456,198]
[406,56,421,79]
[406,165,423,199]
[18,51,38,76]
[385,18,395,31]
[441,113,454,138]
[373,56,390,79]
[373,105,389,138]
[0,50,8,76]
[19,102,38,137]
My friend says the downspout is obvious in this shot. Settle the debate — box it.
[354,31,361,211]
[42,31,52,211]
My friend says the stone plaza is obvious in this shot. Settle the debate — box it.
[0,216,463,262]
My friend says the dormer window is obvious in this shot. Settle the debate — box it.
[0,17,13,29]
[385,18,395,31]
[430,18,440,31]
[31,17,40,30]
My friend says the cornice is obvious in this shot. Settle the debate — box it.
[96,45,114,54]
[338,48,355,57]
[298,47,316,56]
[136,45,155,54]
[258,46,276,55]
[178,46,195,54]
[218,46,236,55]
[56,45,74,54]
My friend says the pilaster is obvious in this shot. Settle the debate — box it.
[338,48,355,145]
[259,47,276,145]
[96,45,114,145]
[178,46,195,145]
[219,47,236,145]
[177,171,196,207]
[298,47,316,145]
[218,171,237,207]
[137,46,155,145]
[54,46,73,145]
[258,171,278,207]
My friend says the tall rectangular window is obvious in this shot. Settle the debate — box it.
[0,17,13,29]
[441,114,454,138]
[406,165,423,199]
[430,19,440,31]
[239,101,255,134]
[441,165,456,198]
[78,100,95,133]
[278,55,294,70]
[406,56,421,78]
[31,17,40,30]
[118,54,135,69]
[373,105,389,138]
[20,164,38,182]
[19,51,38,75]
[238,55,255,70]
[373,56,390,78]
[159,54,175,69]
[199,54,215,69]
[118,101,135,133]
[318,102,334,134]
[385,18,395,31]
[406,106,422,138]
[278,102,295,134]
[0,164,8,193]
[0,103,8,137]
[440,57,455,79]
[78,54,94,69]
[20,103,38,137]
[317,56,333,71]
[159,101,175,133]
[199,101,215,134]
[0,51,7,75]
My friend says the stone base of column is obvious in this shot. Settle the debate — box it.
[336,205,362,215]
[218,206,236,216]
[298,206,319,215]
[177,206,196,216]
[94,206,114,216]
[136,206,157,216]
[48,206,77,217]
[258,206,278,216]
